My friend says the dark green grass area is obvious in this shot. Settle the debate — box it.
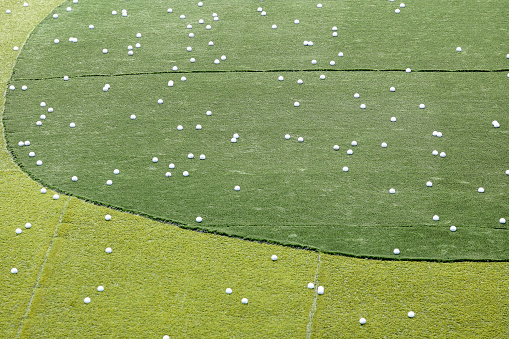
[4,71,508,259]
[11,0,509,80]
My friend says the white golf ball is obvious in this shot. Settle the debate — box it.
[177,125,183,130]
[333,145,340,151]
[221,55,226,61]
[102,48,108,54]
[40,102,46,107]
[478,187,485,193]
[432,150,439,156]
[342,166,349,172]
[231,138,237,143]
[433,215,440,221]
[206,25,211,30]
[25,223,32,229]
[22,85,27,90]
[234,185,240,191]
[419,104,425,109]
[113,169,120,174]
[381,142,387,148]
[214,59,220,64]
[186,46,192,52]
[172,66,178,71]
[285,134,291,140]
[226,288,232,294]
[294,19,300,24]
[426,181,433,187]
[136,33,141,38]
[241,298,248,304]
[130,114,136,120]
[188,153,194,159]
[163,336,170,339]
[437,132,443,137]
[408,311,415,318]
[106,180,113,185]
[298,137,304,143]
[165,172,172,177]
[389,188,396,194]
[393,248,400,255]
[158,99,163,104]
[320,74,326,80]
[7,10,11,14]
[272,24,277,29]
[233,133,239,139]
[199,154,206,160]
[112,10,117,15]
[24,2,28,7]
[196,216,202,223]
[70,122,76,128]
[351,141,357,146]
[206,110,212,116]
[456,47,462,52]
[347,149,353,155]
[84,297,91,304]
[390,86,396,92]
[180,14,185,19]
[294,102,300,107]
[196,124,202,130]
[505,170,509,175]
[72,176,78,182]
[492,120,500,128]
[338,52,344,57]
[359,318,366,325]
[311,59,317,65]
[16,228,22,234]
[330,60,336,66]
[406,68,412,73]
[271,255,278,261]
[152,157,159,163]
[332,32,338,37]
[297,79,303,84]
[317,3,323,8]
[257,7,263,12]
[89,24,94,29]
[53,194,59,200]
[169,163,175,169]
[36,121,42,126]
[181,76,186,81]
[450,226,457,232]
[317,286,324,295]
[105,214,111,221]
[97,286,104,292]
[18,141,25,147]
[36,160,43,166]
[24,141,30,146]
[440,152,446,158]
[29,152,35,157]
[13,46,19,51]
[105,247,112,253]
[9,85,15,90]
[168,8,173,13]
[500,218,506,224]
[128,50,133,56]
[278,76,284,81]
[48,107,54,112]
[354,93,360,99]
[208,41,214,46]
[168,80,174,87]
[135,43,141,48]
[41,188,47,194]
[11,268,18,274]
[391,117,397,122]
[395,9,400,14]
[307,283,315,289]
[183,171,189,177]
[261,11,266,16]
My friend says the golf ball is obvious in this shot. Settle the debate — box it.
[505,170,509,175]
[105,247,112,253]
[130,114,136,120]
[40,102,46,107]
[135,43,141,48]
[432,150,439,156]
[102,48,108,54]
[278,76,284,81]
[311,59,317,65]
[36,160,43,166]
[492,120,500,128]
[24,141,30,146]
[196,216,202,223]
[177,125,183,130]
[41,188,47,194]
[168,80,174,87]
[450,226,457,232]
[294,19,300,24]
[381,142,388,148]
[114,169,120,174]
[36,121,42,126]
[29,152,35,157]
[426,181,433,187]
[25,223,32,229]
[165,172,172,177]
[13,46,19,50]
[307,283,315,289]
[271,255,278,261]
[128,51,133,56]
[105,214,111,221]
[231,138,237,143]
[433,215,440,221]
[408,311,415,318]
[440,152,446,158]
[333,145,340,151]
[437,132,443,137]
[70,122,76,128]
[53,194,59,200]
[347,149,353,155]
[11,268,18,274]
[206,25,211,30]
[351,141,358,146]
[188,153,194,159]
[456,47,462,52]
[285,134,291,140]
[84,297,91,304]
[391,117,397,122]
[405,68,412,73]
[199,154,206,160]
[16,228,22,234]
[89,24,94,29]
[234,185,240,191]
[342,166,349,172]
[389,188,396,194]
[320,74,326,80]
[183,171,189,177]
[152,157,159,163]
[226,288,232,294]
[317,286,324,295]
[48,107,54,112]
[272,24,277,29]
[360,318,366,325]
[354,93,360,98]
[338,52,344,57]
[24,2,28,7]
[97,286,104,292]
[169,163,175,169]
[214,59,220,64]
[330,60,336,66]
[390,86,396,92]
[9,85,15,90]
[157,99,163,104]
[208,41,214,46]
[18,141,24,147]
[221,55,226,61]
[181,76,186,81]
[419,104,425,109]
[393,248,400,255]
[294,102,300,107]
[297,79,303,84]
[400,3,406,8]
[317,3,323,8]
[72,176,78,182]
[395,9,400,14]
[298,137,304,143]
[106,180,113,185]
[7,10,12,14]
[261,11,266,16]
[500,218,506,224]
[22,85,27,90]
[241,298,248,304]
[332,32,338,37]
[478,187,485,193]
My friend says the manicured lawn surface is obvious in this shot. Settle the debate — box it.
[1,0,508,338]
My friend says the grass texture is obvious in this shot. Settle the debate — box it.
[0,0,508,338]
[4,0,508,259]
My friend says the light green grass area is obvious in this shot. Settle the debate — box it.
[1,0,508,338]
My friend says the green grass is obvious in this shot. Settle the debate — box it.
[1,0,508,338]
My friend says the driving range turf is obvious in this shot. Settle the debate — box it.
[1,0,508,338]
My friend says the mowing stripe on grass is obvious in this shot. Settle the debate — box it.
[17,195,70,338]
